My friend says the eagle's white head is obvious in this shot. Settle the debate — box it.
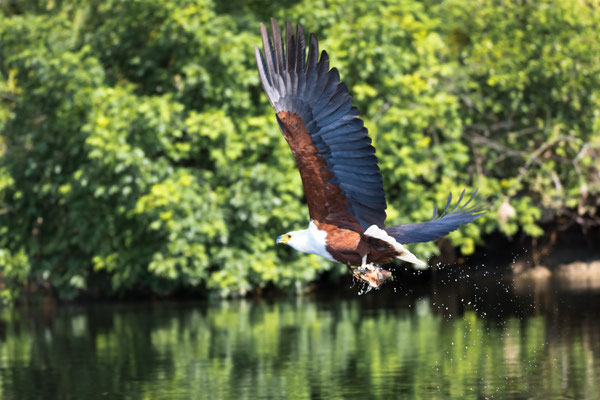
[276,230,308,252]
[276,222,336,262]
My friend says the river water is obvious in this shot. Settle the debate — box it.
[1,274,599,399]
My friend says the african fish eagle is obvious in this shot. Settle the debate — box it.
[255,19,486,288]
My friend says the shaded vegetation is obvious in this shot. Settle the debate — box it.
[0,0,599,301]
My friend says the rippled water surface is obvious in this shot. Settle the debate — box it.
[1,277,599,399]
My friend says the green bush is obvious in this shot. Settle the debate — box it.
[1,0,598,301]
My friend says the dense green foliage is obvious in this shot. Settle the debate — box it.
[1,0,599,301]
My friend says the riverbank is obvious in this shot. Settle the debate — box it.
[2,225,599,305]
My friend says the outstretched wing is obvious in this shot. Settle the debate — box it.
[385,189,487,244]
[255,19,387,230]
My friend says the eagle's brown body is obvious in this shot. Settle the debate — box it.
[256,20,486,288]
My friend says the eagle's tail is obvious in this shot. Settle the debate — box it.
[363,225,427,267]
[385,189,487,245]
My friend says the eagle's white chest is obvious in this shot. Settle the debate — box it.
[292,221,336,262]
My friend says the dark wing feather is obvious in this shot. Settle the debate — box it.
[255,19,387,229]
[385,190,487,244]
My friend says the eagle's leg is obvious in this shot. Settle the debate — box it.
[360,255,369,269]
[351,255,393,289]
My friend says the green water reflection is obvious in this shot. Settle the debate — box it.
[1,283,599,399]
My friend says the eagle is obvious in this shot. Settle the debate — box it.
[255,19,486,288]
